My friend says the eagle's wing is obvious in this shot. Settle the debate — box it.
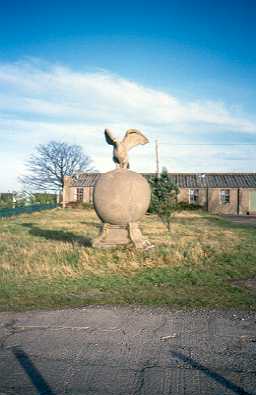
[122,129,149,151]
[104,129,116,145]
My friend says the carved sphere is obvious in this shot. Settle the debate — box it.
[93,169,151,225]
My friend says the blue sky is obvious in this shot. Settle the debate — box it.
[0,0,256,190]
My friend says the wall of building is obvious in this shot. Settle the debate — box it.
[207,188,256,215]
[177,188,207,209]
[63,177,256,214]
[178,187,255,214]
[63,179,94,207]
[208,188,238,214]
[63,176,72,208]
[177,188,189,204]
[239,188,256,215]
[83,187,94,203]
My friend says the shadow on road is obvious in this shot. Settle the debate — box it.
[21,223,92,247]
[8,346,255,395]
[171,350,253,395]
[12,346,56,395]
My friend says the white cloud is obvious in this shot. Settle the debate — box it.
[0,60,255,130]
[0,59,255,190]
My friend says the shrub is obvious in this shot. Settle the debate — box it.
[148,168,179,231]
[81,202,94,210]
[176,202,201,211]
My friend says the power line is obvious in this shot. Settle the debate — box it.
[158,143,256,146]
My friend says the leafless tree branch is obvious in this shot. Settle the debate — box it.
[19,141,96,191]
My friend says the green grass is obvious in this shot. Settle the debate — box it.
[0,208,256,311]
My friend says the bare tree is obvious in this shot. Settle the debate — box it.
[20,141,95,191]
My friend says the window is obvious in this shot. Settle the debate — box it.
[189,189,199,204]
[76,188,84,202]
[220,189,230,204]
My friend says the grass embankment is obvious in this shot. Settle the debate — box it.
[0,208,256,311]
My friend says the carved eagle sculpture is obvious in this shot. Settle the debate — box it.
[104,128,149,169]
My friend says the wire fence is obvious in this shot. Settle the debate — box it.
[0,204,59,218]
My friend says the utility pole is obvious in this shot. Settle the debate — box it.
[155,139,160,178]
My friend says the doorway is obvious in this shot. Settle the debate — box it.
[249,191,256,213]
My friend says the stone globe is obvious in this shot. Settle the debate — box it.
[93,169,151,225]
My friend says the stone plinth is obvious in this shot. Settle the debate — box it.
[93,222,152,249]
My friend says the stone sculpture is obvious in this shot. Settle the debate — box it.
[104,128,149,169]
[93,129,153,249]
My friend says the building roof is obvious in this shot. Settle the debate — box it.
[69,172,256,188]
[70,173,101,187]
[145,173,256,188]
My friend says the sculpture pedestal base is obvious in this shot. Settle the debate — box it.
[93,223,153,249]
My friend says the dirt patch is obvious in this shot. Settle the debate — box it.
[222,215,256,227]
[230,278,256,293]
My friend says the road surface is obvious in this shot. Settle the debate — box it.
[0,306,256,394]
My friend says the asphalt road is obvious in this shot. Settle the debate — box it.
[0,306,256,395]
